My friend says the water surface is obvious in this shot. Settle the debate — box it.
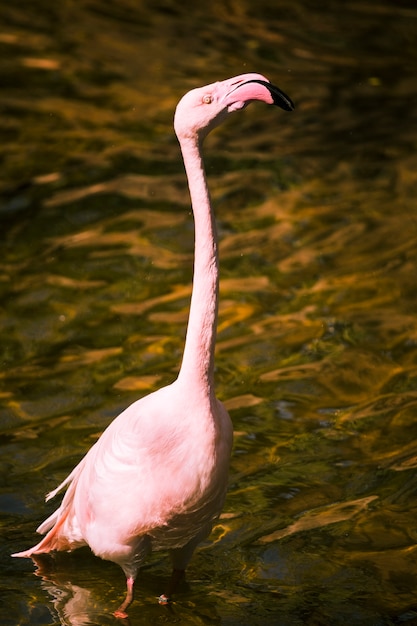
[2,1,417,624]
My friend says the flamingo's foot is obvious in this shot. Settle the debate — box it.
[158,594,170,605]
[113,608,129,619]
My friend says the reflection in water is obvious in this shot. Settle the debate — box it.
[2,0,417,624]
[30,554,140,625]
[35,557,98,626]
[29,552,221,626]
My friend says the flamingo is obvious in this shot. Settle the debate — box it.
[12,73,294,618]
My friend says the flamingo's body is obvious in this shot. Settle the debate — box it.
[13,73,294,617]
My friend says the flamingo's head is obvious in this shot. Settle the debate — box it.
[174,73,294,142]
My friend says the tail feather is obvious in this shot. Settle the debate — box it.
[12,461,87,558]
[12,508,73,557]
[36,508,60,535]
[45,464,81,502]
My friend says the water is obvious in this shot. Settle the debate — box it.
[2,1,417,624]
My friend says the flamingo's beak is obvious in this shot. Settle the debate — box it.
[224,78,295,113]
[248,79,295,111]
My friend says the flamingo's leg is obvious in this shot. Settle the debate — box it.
[158,568,185,605]
[114,575,135,619]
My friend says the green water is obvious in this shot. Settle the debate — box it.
[2,1,417,624]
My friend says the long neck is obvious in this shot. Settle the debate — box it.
[177,136,218,394]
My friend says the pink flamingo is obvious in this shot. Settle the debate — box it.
[13,73,294,618]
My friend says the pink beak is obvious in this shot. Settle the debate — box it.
[223,74,294,113]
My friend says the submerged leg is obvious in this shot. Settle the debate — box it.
[158,526,211,605]
[114,576,135,619]
[158,568,185,605]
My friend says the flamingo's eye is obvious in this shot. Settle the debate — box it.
[202,94,212,104]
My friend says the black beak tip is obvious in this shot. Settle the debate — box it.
[277,97,295,112]
[250,79,295,112]
[269,85,295,112]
